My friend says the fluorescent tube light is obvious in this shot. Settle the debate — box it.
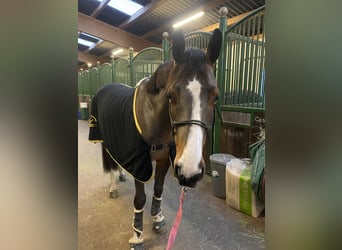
[173,11,205,28]
[112,48,124,55]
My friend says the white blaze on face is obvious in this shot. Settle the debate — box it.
[178,78,203,178]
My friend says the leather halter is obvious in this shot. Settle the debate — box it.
[171,119,210,134]
[167,95,211,135]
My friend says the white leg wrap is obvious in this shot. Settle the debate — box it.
[129,231,144,244]
[153,195,162,201]
[132,225,143,235]
[152,210,165,223]
[129,207,144,244]
[134,208,144,213]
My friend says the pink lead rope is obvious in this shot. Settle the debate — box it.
[166,187,187,250]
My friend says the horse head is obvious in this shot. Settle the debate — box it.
[167,29,222,188]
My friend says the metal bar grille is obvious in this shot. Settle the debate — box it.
[113,58,131,86]
[224,6,265,110]
[132,47,163,86]
[184,31,212,50]
[98,63,113,88]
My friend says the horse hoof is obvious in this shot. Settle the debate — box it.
[119,174,127,182]
[109,189,119,199]
[152,220,166,234]
[129,242,143,250]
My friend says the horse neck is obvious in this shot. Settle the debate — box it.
[135,79,172,145]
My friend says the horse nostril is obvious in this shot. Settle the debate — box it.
[190,173,203,183]
[177,173,202,188]
[175,163,182,176]
[178,174,187,185]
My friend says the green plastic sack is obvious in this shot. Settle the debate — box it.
[249,138,265,203]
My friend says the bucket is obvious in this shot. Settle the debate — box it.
[80,102,89,120]
[210,154,235,198]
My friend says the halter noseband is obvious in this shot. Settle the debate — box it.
[171,119,209,132]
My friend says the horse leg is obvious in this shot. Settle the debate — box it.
[118,168,127,182]
[109,169,119,199]
[151,159,169,234]
[101,143,120,198]
[109,167,127,198]
[129,179,146,249]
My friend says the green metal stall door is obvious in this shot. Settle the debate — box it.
[223,6,265,110]
[132,48,162,86]
[77,73,83,119]
[213,6,265,154]
[167,31,212,60]
[113,58,131,86]
[184,31,212,50]
[78,73,82,97]
[89,67,99,97]
[78,71,84,97]
[78,70,90,120]
[79,71,90,99]
[83,70,91,97]
[99,63,113,87]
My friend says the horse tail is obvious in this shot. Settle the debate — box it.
[101,143,118,173]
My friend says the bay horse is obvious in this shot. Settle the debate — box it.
[88,29,222,249]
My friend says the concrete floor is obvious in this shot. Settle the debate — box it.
[78,120,265,250]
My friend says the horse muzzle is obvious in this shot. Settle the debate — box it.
[174,164,204,188]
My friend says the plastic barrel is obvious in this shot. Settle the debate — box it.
[210,154,235,198]
[80,102,89,120]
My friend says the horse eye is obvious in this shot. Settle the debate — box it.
[167,90,175,102]
[213,95,219,103]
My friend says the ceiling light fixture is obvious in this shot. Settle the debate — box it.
[78,32,102,48]
[98,0,143,16]
[172,11,205,28]
[78,38,95,47]
[112,48,124,56]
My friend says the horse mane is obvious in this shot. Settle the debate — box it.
[145,61,173,95]
[182,48,208,71]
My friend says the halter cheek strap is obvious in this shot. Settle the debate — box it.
[149,141,175,152]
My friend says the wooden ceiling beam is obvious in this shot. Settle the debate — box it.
[78,50,108,65]
[91,0,111,17]
[78,12,159,51]
[199,11,251,32]
[141,0,232,39]
[119,0,167,29]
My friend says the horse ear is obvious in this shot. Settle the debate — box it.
[207,29,222,64]
[172,30,185,63]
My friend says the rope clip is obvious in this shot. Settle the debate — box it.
[181,186,188,193]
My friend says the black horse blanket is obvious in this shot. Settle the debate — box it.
[88,83,153,182]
